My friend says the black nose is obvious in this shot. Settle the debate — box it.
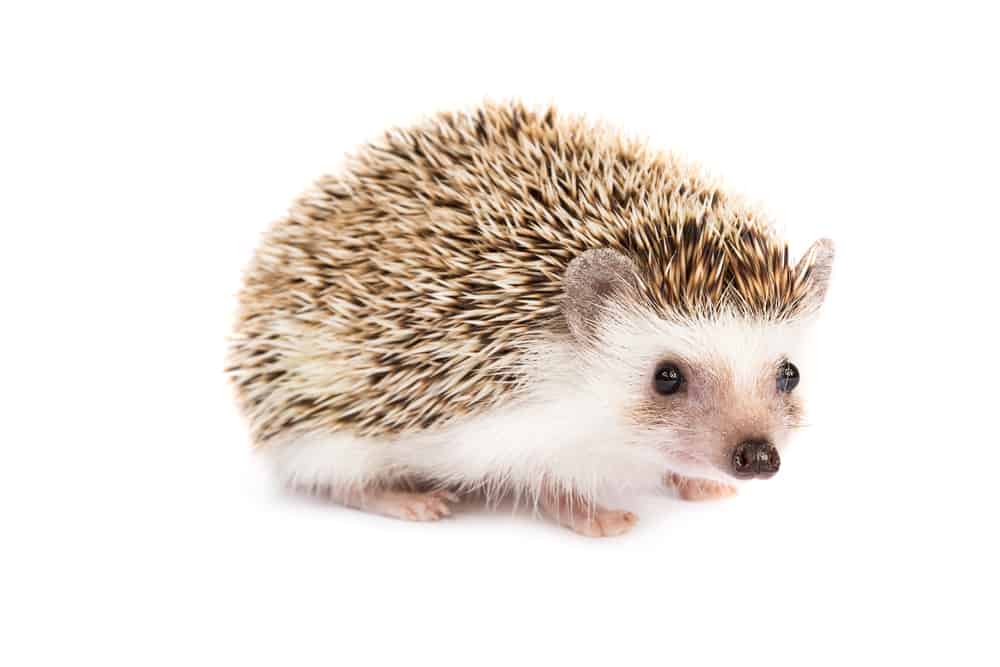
[731,440,780,479]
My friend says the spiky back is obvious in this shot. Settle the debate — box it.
[229,101,816,442]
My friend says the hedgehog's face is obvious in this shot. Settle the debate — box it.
[620,315,811,482]
[563,241,834,483]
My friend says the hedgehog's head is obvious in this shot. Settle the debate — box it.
[563,241,834,483]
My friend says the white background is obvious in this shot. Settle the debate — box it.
[2,2,997,665]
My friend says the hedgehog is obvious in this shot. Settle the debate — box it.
[227,101,835,537]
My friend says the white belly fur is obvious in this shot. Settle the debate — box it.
[265,389,668,505]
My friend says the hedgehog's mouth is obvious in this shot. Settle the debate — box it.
[661,448,737,483]
[662,449,715,475]
[669,450,705,466]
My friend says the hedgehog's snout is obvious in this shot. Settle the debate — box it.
[731,440,780,479]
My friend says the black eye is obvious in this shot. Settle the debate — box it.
[777,361,799,392]
[654,363,684,395]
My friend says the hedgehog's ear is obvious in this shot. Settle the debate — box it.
[563,248,638,342]
[795,238,835,313]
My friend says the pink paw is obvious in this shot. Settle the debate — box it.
[373,490,459,522]
[666,473,738,501]
[571,509,639,538]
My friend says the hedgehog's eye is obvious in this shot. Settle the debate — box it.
[777,361,800,393]
[654,363,684,395]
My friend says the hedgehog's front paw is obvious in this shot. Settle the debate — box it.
[572,509,639,538]
[369,489,459,522]
[666,473,738,501]
[541,495,638,538]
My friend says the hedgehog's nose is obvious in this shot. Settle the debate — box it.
[731,440,780,479]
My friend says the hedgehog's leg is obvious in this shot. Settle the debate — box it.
[334,487,459,522]
[539,492,638,538]
[265,431,459,522]
[664,472,738,501]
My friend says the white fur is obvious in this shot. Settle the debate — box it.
[266,308,818,505]
[269,391,666,507]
